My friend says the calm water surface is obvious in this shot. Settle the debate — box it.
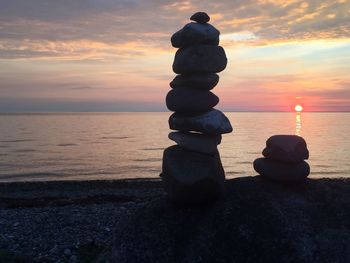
[0,112,349,182]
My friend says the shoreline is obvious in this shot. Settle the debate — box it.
[0,178,164,208]
[1,176,348,208]
[1,177,349,262]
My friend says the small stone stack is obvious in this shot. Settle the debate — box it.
[160,12,233,206]
[254,135,310,182]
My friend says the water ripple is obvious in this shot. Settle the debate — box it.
[312,171,350,175]
[132,158,162,162]
[13,149,37,153]
[100,136,129,140]
[140,147,164,151]
[1,139,35,143]
[56,143,78,147]
[236,161,252,164]
[0,172,62,180]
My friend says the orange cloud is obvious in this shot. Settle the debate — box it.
[0,39,171,60]
[162,1,194,11]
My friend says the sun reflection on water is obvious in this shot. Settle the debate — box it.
[295,112,302,136]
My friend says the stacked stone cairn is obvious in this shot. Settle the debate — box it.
[254,135,310,182]
[160,12,233,206]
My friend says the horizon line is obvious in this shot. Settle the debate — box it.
[1,110,350,114]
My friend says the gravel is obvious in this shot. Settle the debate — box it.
[0,179,163,262]
[1,177,349,263]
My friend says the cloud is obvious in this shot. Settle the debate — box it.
[0,0,349,59]
[0,39,168,60]
[163,1,194,11]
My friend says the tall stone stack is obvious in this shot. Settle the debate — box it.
[160,12,233,206]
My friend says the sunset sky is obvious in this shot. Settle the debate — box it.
[0,0,349,112]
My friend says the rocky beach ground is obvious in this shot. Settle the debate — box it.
[0,177,349,263]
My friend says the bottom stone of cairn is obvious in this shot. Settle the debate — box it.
[254,157,310,182]
[161,145,225,206]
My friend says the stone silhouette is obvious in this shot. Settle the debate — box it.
[161,12,232,206]
[254,135,310,182]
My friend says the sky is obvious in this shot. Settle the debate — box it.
[0,0,349,112]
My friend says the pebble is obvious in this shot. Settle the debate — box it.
[64,248,71,256]
[70,255,78,262]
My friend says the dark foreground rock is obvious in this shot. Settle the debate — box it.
[170,73,219,90]
[166,88,219,113]
[100,177,350,263]
[161,145,225,205]
[0,178,350,262]
[171,22,219,48]
[168,132,221,154]
[263,134,309,163]
[173,45,227,74]
[169,109,233,135]
[254,157,310,182]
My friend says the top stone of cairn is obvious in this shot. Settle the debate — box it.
[171,14,219,48]
[190,12,210,24]
[263,135,309,163]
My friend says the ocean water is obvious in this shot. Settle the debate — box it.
[0,112,349,182]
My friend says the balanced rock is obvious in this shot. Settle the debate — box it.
[263,135,309,163]
[161,145,225,205]
[171,22,219,48]
[168,132,221,155]
[173,45,227,74]
[170,73,219,90]
[161,12,232,206]
[166,88,219,113]
[254,157,310,182]
[169,109,233,135]
[190,12,210,24]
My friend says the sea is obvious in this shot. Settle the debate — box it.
[0,112,349,182]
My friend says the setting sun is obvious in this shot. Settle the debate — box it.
[295,105,304,112]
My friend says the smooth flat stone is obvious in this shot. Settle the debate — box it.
[170,73,219,90]
[263,135,309,163]
[253,157,310,182]
[169,109,233,135]
[166,88,219,113]
[173,45,227,74]
[190,12,210,24]
[171,22,219,48]
[160,145,225,206]
[168,132,221,155]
